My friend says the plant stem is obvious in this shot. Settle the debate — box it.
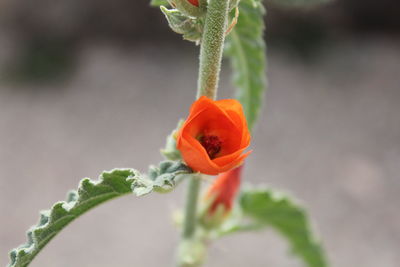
[182,0,230,240]
[196,0,230,99]
[182,174,201,238]
[178,0,230,266]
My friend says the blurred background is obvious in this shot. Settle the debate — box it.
[0,0,399,266]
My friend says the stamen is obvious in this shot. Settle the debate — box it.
[199,135,222,159]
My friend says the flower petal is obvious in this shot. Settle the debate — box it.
[176,96,251,175]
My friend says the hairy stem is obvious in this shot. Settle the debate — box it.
[182,174,202,238]
[196,0,230,99]
[178,0,230,266]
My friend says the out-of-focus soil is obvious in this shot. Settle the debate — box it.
[1,40,399,267]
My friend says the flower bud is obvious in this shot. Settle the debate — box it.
[187,0,199,6]
[168,0,205,18]
[201,165,243,228]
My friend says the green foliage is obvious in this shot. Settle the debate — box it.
[160,7,203,44]
[8,162,192,267]
[225,0,267,131]
[240,188,328,267]
[133,161,192,195]
[151,0,169,6]
[169,0,206,18]
[8,169,137,267]
[161,120,183,160]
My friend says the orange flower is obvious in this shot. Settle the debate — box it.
[187,0,199,6]
[206,165,243,215]
[176,96,251,175]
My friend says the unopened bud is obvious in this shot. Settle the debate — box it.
[168,0,205,17]
[200,166,243,228]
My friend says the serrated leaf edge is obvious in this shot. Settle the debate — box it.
[7,168,138,267]
[7,161,193,267]
[240,186,329,267]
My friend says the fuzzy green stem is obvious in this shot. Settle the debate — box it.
[182,0,230,242]
[182,174,201,238]
[177,175,203,267]
[196,0,230,99]
[182,0,229,238]
[178,1,230,266]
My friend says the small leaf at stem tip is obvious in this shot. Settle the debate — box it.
[160,7,203,43]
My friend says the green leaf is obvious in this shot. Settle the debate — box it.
[133,161,192,195]
[8,169,137,267]
[240,188,328,267]
[160,7,204,43]
[8,161,192,267]
[225,0,267,131]
[150,0,169,6]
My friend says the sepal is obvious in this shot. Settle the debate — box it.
[161,119,184,160]
[199,195,230,229]
[160,7,203,43]
[168,0,206,18]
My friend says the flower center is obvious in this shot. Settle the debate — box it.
[199,135,222,159]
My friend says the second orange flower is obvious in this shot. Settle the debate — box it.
[176,96,251,175]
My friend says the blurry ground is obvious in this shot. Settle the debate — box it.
[0,39,400,267]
